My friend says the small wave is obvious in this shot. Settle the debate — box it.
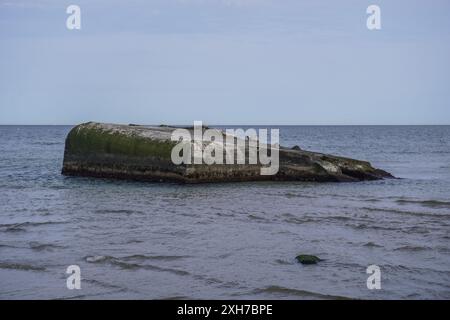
[0,262,46,272]
[0,221,66,233]
[94,209,141,215]
[284,193,316,199]
[85,255,110,263]
[251,286,351,300]
[29,242,65,251]
[109,239,145,245]
[2,227,26,233]
[381,264,449,275]
[437,246,450,253]
[364,198,380,202]
[393,245,430,252]
[391,151,420,155]
[248,214,268,221]
[404,226,431,234]
[0,185,29,190]
[283,217,316,225]
[193,275,225,286]
[327,216,352,221]
[281,213,316,224]
[84,255,190,276]
[363,242,383,248]
[125,239,144,244]
[91,257,145,271]
[396,199,450,209]
[348,223,398,231]
[83,278,125,290]
[0,244,21,249]
[32,141,60,146]
[122,254,190,261]
[60,289,128,300]
[361,207,440,218]
[161,295,190,300]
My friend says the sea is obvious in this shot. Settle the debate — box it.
[0,125,449,299]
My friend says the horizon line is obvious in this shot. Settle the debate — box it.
[1,123,450,126]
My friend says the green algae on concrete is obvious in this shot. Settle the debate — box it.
[65,122,176,159]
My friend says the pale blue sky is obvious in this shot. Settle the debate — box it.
[1,0,450,125]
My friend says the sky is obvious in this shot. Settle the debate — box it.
[0,0,450,125]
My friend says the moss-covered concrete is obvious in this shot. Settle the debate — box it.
[61,122,394,183]
[65,122,176,159]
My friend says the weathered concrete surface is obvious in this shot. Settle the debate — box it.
[62,122,394,183]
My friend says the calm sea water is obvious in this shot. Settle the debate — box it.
[0,125,449,300]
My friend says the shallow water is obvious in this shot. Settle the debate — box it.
[0,125,449,299]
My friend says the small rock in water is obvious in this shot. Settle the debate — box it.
[295,254,321,265]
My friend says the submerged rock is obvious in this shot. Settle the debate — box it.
[295,254,321,265]
[61,122,394,183]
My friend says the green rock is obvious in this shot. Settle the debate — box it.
[295,254,321,265]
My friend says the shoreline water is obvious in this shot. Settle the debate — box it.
[0,125,449,299]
